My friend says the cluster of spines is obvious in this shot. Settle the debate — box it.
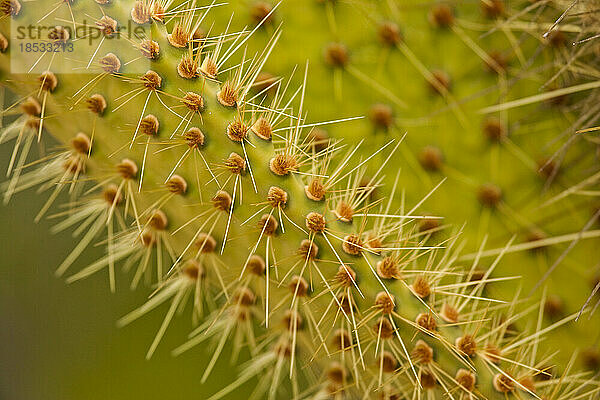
[253,0,600,362]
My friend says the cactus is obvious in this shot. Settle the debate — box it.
[0,0,599,399]
[206,0,600,368]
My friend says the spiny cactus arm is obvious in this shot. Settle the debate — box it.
[1,0,599,399]
[205,0,600,369]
